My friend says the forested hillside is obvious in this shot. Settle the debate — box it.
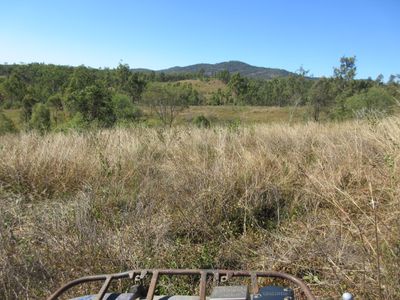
[151,60,293,79]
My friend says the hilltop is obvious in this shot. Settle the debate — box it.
[133,60,293,79]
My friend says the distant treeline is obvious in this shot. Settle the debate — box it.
[0,57,399,131]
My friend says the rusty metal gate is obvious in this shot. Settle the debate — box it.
[48,269,316,300]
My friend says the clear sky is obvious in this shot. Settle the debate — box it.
[1,0,399,79]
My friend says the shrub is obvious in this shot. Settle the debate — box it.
[227,118,241,132]
[30,103,51,132]
[57,112,88,132]
[20,95,37,123]
[142,83,189,127]
[112,93,142,121]
[0,112,16,134]
[192,115,210,128]
[65,83,116,127]
[344,86,395,117]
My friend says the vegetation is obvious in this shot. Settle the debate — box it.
[155,61,292,80]
[30,103,51,132]
[344,87,395,118]
[192,115,210,128]
[0,57,400,299]
[0,58,399,131]
[0,112,16,134]
[142,83,191,127]
[1,117,399,298]
[112,93,142,122]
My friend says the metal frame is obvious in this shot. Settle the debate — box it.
[48,269,316,300]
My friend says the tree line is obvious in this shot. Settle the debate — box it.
[0,57,399,132]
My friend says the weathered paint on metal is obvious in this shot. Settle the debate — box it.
[47,269,316,300]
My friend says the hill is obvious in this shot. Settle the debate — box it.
[133,61,293,79]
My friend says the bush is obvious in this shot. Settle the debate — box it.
[227,118,241,132]
[65,83,116,127]
[0,112,17,134]
[30,103,51,132]
[57,112,88,132]
[192,115,210,128]
[20,95,37,123]
[344,87,395,117]
[112,93,142,121]
[142,83,189,127]
[0,99,15,109]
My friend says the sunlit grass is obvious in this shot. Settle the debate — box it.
[0,116,399,298]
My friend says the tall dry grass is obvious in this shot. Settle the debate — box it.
[0,117,399,299]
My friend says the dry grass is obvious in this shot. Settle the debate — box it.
[178,105,307,124]
[138,105,308,126]
[0,117,399,299]
[3,105,308,130]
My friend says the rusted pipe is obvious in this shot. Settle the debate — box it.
[47,269,316,300]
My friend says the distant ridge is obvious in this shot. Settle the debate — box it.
[132,61,293,79]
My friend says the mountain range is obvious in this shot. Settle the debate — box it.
[132,61,294,80]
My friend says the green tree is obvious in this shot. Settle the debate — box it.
[30,103,51,132]
[333,56,357,116]
[65,83,116,127]
[67,65,97,93]
[387,74,398,84]
[116,63,131,89]
[116,63,146,102]
[126,73,146,102]
[308,78,334,121]
[20,95,38,123]
[228,73,249,104]
[375,74,384,85]
[344,86,395,117]
[2,72,27,107]
[112,93,142,121]
[209,88,231,105]
[197,68,206,80]
[47,93,64,125]
[292,66,312,105]
[334,56,357,81]
[215,70,231,84]
[142,83,189,127]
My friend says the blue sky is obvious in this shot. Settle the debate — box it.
[1,0,399,79]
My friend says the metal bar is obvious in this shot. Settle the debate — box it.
[146,270,159,300]
[47,271,133,300]
[95,276,112,300]
[47,275,109,300]
[199,271,207,300]
[250,272,258,294]
[47,269,316,300]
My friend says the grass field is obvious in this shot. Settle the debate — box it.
[178,105,307,124]
[0,116,399,299]
[2,105,309,130]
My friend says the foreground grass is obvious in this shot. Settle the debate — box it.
[0,117,399,299]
